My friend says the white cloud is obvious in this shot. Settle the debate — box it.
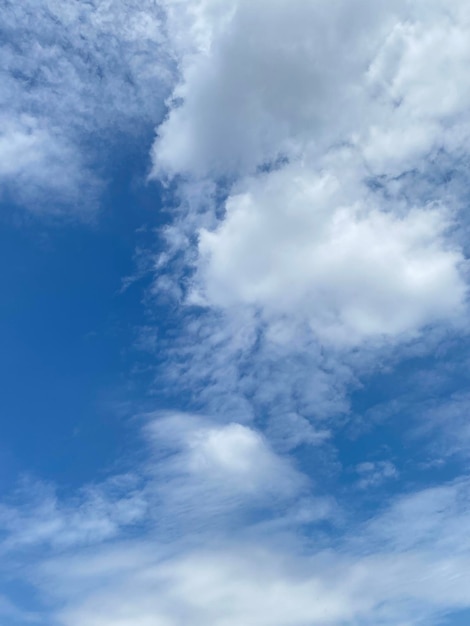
[0,475,146,552]
[0,0,171,213]
[195,159,466,345]
[152,0,392,179]
[0,413,306,555]
[0,115,101,213]
[155,302,352,430]
[266,412,331,452]
[356,460,398,490]
[2,416,470,626]
[153,0,470,180]
[143,412,306,524]
[364,478,470,555]
[363,6,470,175]
[8,473,470,626]
[150,0,470,356]
[5,1,470,623]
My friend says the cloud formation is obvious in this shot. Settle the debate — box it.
[2,416,470,626]
[3,1,470,625]
[196,161,465,344]
[1,0,171,214]
[152,0,470,355]
[152,0,390,179]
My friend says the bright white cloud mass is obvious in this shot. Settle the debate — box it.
[2,0,470,625]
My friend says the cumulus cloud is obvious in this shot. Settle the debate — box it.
[0,413,335,624]
[50,542,470,626]
[152,0,387,178]
[150,0,470,358]
[154,0,470,180]
[2,416,470,626]
[141,18,470,620]
[363,4,470,175]
[195,160,466,345]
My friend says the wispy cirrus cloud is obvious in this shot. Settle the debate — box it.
[0,474,147,553]
[0,0,172,214]
[2,415,470,626]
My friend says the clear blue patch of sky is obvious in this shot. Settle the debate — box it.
[0,135,170,491]
[440,608,470,626]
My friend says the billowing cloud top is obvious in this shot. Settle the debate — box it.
[152,0,469,348]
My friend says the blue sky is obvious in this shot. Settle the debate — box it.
[2,1,470,625]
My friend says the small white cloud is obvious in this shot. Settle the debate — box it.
[266,412,331,451]
[356,460,398,490]
[145,412,305,509]
[0,475,146,552]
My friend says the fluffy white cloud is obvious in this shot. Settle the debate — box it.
[151,0,470,351]
[152,0,391,179]
[195,160,466,345]
[362,5,470,174]
[4,1,470,623]
[153,0,470,179]
[144,412,306,523]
